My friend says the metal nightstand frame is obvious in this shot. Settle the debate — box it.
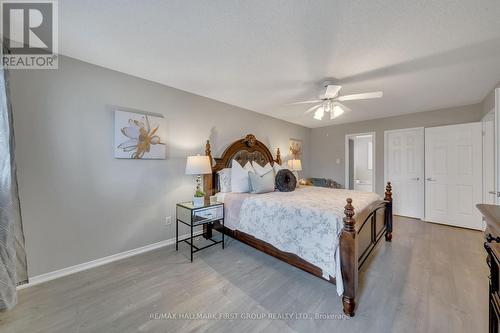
[175,202,224,262]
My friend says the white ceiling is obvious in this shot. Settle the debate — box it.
[60,0,500,128]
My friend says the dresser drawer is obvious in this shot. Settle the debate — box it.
[486,243,500,293]
[193,206,224,224]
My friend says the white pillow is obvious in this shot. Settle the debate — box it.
[252,162,273,176]
[273,162,284,174]
[218,168,231,193]
[230,160,254,193]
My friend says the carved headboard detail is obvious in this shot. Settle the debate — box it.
[203,134,282,195]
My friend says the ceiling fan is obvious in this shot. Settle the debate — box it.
[290,82,383,120]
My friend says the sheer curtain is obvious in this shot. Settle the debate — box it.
[0,52,27,310]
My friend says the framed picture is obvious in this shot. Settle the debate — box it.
[114,110,166,159]
[289,138,302,159]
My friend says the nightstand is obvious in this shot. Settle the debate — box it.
[176,201,224,262]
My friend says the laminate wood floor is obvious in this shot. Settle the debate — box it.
[0,216,488,333]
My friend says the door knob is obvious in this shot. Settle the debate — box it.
[410,177,420,181]
[489,191,500,197]
[426,178,436,181]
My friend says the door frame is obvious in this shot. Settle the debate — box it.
[496,88,500,204]
[345,132,376,192]
[483,109,495,206]
[384,127,425,219]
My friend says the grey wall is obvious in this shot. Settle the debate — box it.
[482,82,499,118]
[310,104,482,195]
[10,56,311,277]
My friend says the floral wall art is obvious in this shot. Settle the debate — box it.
[114,110,166,159]
[289,138,302,159]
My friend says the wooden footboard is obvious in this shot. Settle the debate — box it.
[340,182,393,317]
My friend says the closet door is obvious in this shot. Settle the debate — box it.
[385,128,424,219]
[425,122,483,230]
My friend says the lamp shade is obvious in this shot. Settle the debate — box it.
[287,159,302,171]
[185,155,212,175]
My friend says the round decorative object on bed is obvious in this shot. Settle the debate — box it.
[275,169,297,192]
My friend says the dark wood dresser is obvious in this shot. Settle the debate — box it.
[478,204,500,333]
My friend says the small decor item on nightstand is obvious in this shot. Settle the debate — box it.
[193,192,204,207]
[299,178,312,186]
[185,154,212,207]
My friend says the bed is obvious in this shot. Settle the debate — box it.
[202,134,393,317]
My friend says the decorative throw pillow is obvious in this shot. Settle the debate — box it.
[252,162,273,176]
[230,160,254,193]
[218,168,231,193]
[249,170,275,194]
[311,178,327,187]
[275,169,297,192]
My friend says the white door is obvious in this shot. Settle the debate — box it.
[425,122,483,230]
[385,128,424,219]
[483,111,496,204]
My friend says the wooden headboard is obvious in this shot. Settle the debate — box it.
[203,134,282,195]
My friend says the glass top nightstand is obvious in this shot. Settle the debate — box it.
[176,201,224,262]
[177,200,224,211]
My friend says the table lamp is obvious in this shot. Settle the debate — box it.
[287,159,302,172]
[287,159,302,183]
[185,154,212,206]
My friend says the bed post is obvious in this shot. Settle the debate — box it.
[384,181,393,242]
[275,147,282,165]
[340,198,358,317]
[204,140,213,193]
[203,140,214,239]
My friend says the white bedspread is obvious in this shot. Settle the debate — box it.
[223,186,381,296]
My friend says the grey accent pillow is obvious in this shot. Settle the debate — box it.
[248,170,275,194]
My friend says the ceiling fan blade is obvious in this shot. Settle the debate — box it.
[288,100,322,105]
[336,91,383,101]
[304,104,322,114]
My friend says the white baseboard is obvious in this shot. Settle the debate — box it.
[17,231,204,290]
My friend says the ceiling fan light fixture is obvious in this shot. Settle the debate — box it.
[291,84,382,121]
[331,105,344,119]
[314,107,324,120]
[324,100,332,112]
